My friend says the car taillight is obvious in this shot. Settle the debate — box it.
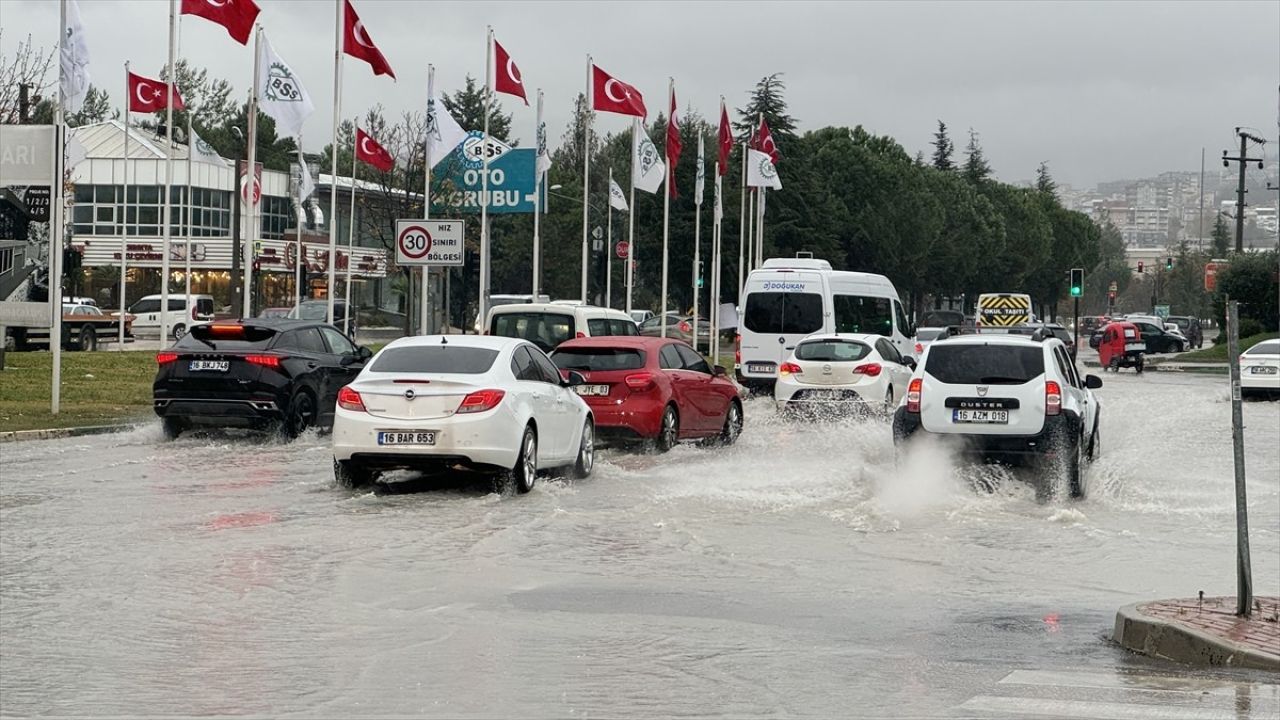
[245,354,281,369]
[734,334,741,365]
[624,372,655,390]
[1045,380,1062,416]
[457,389,506,414]
[914,342,923,355]
[679,321,692,333]
[337,385,366,412]
[853,362,882,377]
[778,362,803,376]
[906,378,923,413]
[156,352,178,364]
[576,331,586,339]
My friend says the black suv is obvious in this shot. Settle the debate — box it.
[1166,316,1203,348]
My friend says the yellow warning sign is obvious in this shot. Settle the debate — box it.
[977,293,1032,328]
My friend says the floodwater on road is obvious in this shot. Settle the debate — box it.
[2,370,1277,718]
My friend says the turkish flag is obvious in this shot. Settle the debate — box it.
[127,72,186,113]
[756,117,779,164]
[717,102,732,176]
[343,0,395,79]
[355,128,394,172]
[492,38,527,105]
[180,0,260,46]
[666,87,681,197]
[591,65,645,118]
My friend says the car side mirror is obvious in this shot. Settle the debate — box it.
[1085,374,1103,390]
[713,364,728,377]
[904,357,917,370]
[565,370,587,387]
[358,346,373,361]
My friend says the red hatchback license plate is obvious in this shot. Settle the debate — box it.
[574,384,610,397]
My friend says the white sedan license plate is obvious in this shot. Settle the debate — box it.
[189,360,229,372]
[747,363,775,374]
[377,431,437,446]
[953,409,1009,424]
[574,384,610,396]
[1252,366,1277,375]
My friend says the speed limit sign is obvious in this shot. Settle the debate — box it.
[395,219,464,266]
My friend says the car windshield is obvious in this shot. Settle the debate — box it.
[370,346,499,373]
[1244,340,1280,356]
[551,348,646,371]
[925,344,1046,384]
[491,312,574,352]
[177,325,278,351]
[795,339,872,362]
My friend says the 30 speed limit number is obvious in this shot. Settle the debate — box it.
[394,219,464,266]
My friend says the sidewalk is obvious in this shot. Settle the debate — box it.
[1114,596,1280,671]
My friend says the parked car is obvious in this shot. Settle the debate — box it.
[774,333,915,417]
[7,304,134,352]
[332,335,595,491]
[153,319,372,440]
[639,313,713,351]
[1239,339,1280,399]
[486,302,636,353]
[289,299,358,339]
[119,293,216,340]
[1166,315,1203,348]
[630,309,655,326]
[1097,321,1146,373]
[892,333,1103,499]
[551,336,742,450]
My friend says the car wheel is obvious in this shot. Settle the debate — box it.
[1087,423,1100,462]
[333,457,375,488]
[78,324,97,351]
[1067,430,1085,499]
[718,400,743,446]
[571,419,594,479]
[172,323,186,340]
[1135,355,1145,374]
[509,424,538,493]
[283,390,316,438]
[656,405,679,453]
[161,416,184,440]
[883,387,894,414]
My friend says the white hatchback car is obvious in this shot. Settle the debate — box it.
[332,335,595,492]
[892,332,1103,499]
[1240,339,1280,398]
[774,333,916,416]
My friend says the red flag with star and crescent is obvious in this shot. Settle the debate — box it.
[343,0,396,79]
[127,72,186,113]
[717,100,732,176]
[666,86,682,197]
[355,128,394,172]
[755,117,779,165]
[180,0,260,46]
[591,65,646,118]
[492,38,527,105]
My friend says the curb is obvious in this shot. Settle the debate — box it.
[0,423,139,443]
[1113,601,1280,671]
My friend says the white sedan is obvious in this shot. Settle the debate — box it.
[332,335,595,492]
[774,333,916,416]
[1240,339,1280,398]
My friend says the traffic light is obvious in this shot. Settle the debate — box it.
[1165,257,1173,270]
[1069,267,1084,297]
[1137,261,1144,273]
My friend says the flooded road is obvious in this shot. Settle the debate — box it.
[2,371,1278,718]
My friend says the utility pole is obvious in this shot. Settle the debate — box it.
[1222,129,1266,254]
[1226,299,1252,617]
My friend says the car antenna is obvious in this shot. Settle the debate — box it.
[440,335,448,345]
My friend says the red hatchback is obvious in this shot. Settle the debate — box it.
[551,336,744,451]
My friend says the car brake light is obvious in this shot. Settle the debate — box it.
[853,362,882,377]
[679,321,691,333]
[624,372,655,390]
[906,378,922,413]
[245,354,282,369]
[1045,380,1062,416]
[734,333,741,365]
[576,331,586,339]
[914,342,923,355]
[778,362,803,376]
[156,352,178,364]
[207,324,245,337]
[337,385,366,412]
[457,389,506,414]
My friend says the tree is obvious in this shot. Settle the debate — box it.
[441,75,512,141]
[733,73,798,146]
[32,84,115,126]
[930,120,954,171]
[0,31,54,124]
[1035,161,1057,198]
[962,127,991,183]
[1211,213,1231,257]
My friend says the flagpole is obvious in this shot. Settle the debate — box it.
[532,87,542,300]
[659,78,672,338]
[757,187,766,268]
[737,140,747,302]
[606,167,613,309]
[327,0,344,327]
[295,137,305,312]
[479,26,493,324]
[422,63,434,335]
[241,27,261,319]
[184,110,193,300]
[119,62,130,348]
[626,119,637,316]
[160,0,176,343]
[581,54,592,303]
[746,188,755,282]
[344,117,357,336]
[51,0,67,412]
[711,161,720,362]
[692,133,702,350]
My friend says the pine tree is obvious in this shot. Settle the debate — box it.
[962,127,991,183]
[1211,213,1231,257]
[1035,161,1056,198]
[442,75,512,141]
[733,73,797,146]
[930,120,954,171]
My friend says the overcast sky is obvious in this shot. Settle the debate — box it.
[6,0,1278,188]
